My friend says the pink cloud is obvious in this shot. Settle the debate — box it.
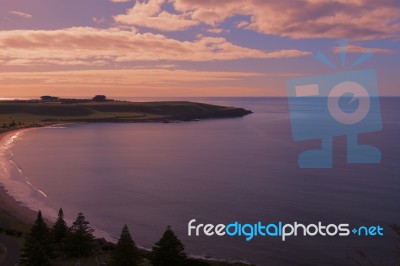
[114,0,199,31]
[0,27,310,66]
[166,0,400,40]
[333,44,399,54]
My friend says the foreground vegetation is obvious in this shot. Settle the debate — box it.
[17,209,252,266]
[2,208,399,265]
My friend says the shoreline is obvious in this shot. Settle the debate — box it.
[0,129,38,227]
[0,126,253,266]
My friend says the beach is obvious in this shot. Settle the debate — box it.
[0,130,37,227]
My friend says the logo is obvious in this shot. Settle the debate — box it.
[188,219,384,242]
[286,40,382,168]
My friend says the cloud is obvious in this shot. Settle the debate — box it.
[8,11,33,19]
[0,69,265,97]
[140,0,400,40]
[92,17,106,24]
[0,27,310,66]
[0,69,261,85]
[236,21,250,28]
[173,0,242,26]
[114,0,199,31]
[333,44,399,54]
[154,64,177,68]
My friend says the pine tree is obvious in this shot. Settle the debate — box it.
[52,208,68,243]
[112,225,139,266]
[23,211,53,263]
[151,226,187,266]
[26,242,52,266]
[66,212,95,257]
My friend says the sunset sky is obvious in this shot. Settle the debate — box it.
[0,0,399,98]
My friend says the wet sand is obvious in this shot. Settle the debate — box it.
[0,130,37,226]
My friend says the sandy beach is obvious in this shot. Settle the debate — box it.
[0,130,37,227]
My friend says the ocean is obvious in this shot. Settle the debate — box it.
[1,97,399,265]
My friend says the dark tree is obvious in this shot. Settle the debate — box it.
[23,211,53,263]
[112,225,139,266]
[26,242,52,266]
[66,212,95,257]
[92,95,107,102]
[151,226,187,266]
[52,208,69,243]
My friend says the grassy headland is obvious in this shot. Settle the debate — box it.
[0,98,252,131]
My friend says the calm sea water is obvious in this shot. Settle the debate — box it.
[1,97,399,265]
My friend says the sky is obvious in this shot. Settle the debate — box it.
[0,0,399,98]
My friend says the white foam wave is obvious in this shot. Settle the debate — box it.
[0,130,57,219]
[0,128,115,242]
